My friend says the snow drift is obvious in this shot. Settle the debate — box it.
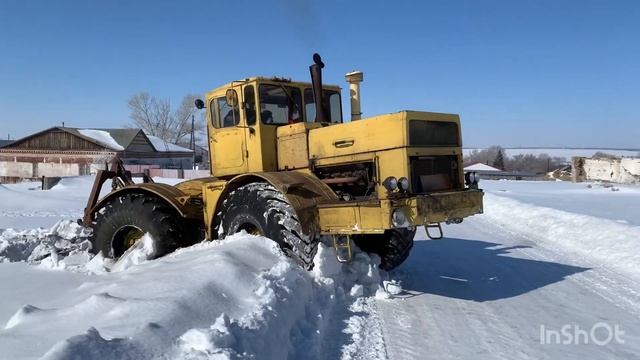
[0,226,387,360]
[483,192,640,279]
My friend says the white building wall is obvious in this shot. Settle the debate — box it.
[35,163,80,177]
[0,162,33,177]
[579,158,640,184]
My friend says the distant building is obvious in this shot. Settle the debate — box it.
[0,127,193,182]
[194,144,210,170]
[464,162,538,181]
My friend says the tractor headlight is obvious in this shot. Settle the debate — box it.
[464,171,480,186]
[392,208,408,227]
[398,177,410,192]
[383,176,398,191]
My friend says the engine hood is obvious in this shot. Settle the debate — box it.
[308,111,460,160]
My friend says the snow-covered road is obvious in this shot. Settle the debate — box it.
[378,218,640,359]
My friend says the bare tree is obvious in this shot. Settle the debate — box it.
[464,145,566,174]
[128,92,204,145]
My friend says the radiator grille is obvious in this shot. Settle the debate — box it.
[408,120,459,147]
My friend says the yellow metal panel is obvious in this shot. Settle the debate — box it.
[318,207,359,230]
[276,122,321,170]
[309,112,408,159]
[258,124,278,172]
[202,179,228,240]
[210,128,247,176]
[278,134,309,170]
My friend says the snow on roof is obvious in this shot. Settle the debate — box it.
[78,129,125,151]
[146,134,193,153]
[464,163,501,172]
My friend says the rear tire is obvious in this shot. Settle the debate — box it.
[217,182,318,269]
[89,193,188,259]
[354,229,416,271]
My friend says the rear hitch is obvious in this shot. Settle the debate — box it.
[81,158,139,227]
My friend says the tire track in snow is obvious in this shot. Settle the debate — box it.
[376,217,640,359]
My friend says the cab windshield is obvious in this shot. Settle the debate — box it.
[258,83,343,124]
[258,84,303,125]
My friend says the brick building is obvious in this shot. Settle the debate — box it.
[0,127,193,182]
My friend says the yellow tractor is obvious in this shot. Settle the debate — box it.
[82,54,483,270]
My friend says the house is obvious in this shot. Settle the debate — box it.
[464,162,538,181]
[0,127,193,182]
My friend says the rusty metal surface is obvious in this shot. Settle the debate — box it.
[413,189,484,223]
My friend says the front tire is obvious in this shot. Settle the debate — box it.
[89,193,187,259]
[354,229,416,271]
[217,182,318,269]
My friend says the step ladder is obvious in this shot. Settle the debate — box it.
[425,223,443,239]
[332,235,353,263]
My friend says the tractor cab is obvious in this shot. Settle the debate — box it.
[201,77,343,177]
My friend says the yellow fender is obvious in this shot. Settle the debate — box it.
[204,171,338,239]
[88,183,203,224]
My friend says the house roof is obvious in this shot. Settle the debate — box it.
[145,134,193,153]
[0,140,14,148]
[4,126,192,153]
[464,163,502,172]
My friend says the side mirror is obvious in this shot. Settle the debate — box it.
[194,99,205,109]
[225,89,238,108]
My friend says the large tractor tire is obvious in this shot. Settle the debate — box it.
[89,193,189,260]
[217,182,318,270]
[353,229,416,271]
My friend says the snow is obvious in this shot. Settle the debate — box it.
[481,180,640,226]
[146,134,193,153]
[78,129,125,151]
[1,176,639,359]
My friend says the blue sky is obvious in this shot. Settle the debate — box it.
[1,0,638,148]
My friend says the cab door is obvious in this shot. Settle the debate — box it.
[210,92,247,176]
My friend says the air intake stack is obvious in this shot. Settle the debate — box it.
[345,71,364,121]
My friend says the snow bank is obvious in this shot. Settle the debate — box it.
[0,231,388,359]
[484,193,640,279]
[78,129,124,151]
[0,176,98,229]
[0,220,92,267]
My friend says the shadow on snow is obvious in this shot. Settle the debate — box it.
[392,237,589,302]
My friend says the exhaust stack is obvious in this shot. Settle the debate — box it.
[345,71,364,121]
[310,53,328,123]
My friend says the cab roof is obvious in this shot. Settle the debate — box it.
[206,76,341,98]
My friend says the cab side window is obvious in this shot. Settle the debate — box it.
[217,93,239,128]
[304,89,342,123]
[244,85,256,126]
